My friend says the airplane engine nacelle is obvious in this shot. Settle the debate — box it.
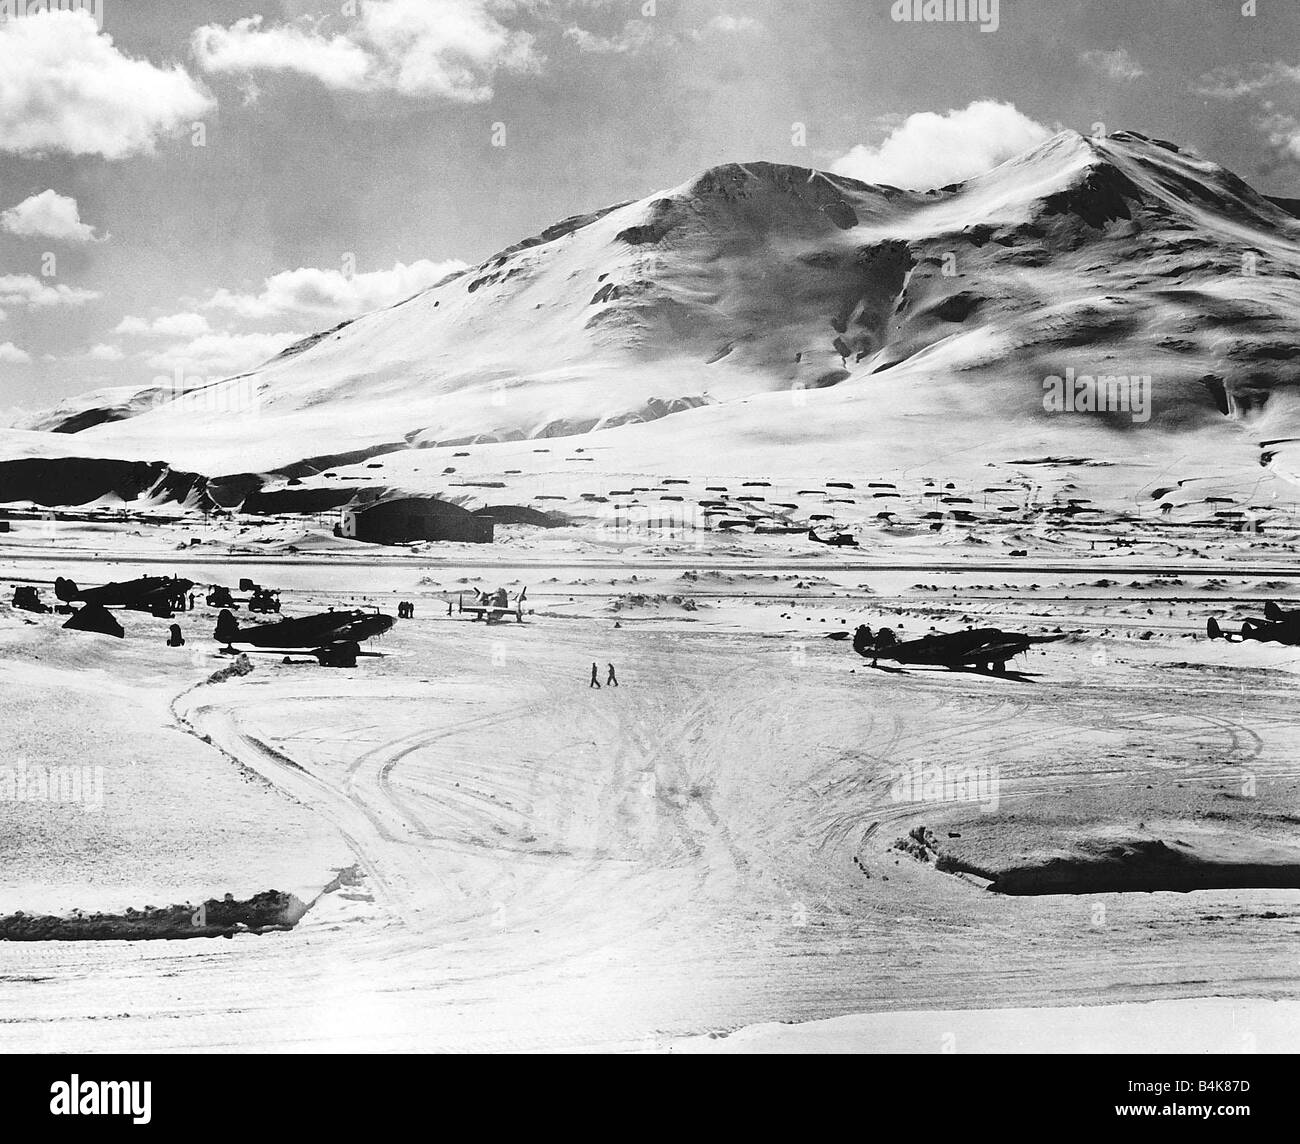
[215,609,240,646]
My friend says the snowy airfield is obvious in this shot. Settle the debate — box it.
[3,508,1300,1052]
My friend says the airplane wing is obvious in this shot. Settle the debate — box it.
[882,630,1061,666]
[960,638,1033,663]
[959,633,1064,663]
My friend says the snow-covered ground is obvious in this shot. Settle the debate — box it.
[669,998,1300,1053]
[3,519,1300,1051]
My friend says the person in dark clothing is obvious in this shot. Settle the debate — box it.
[589,662,601,689]
[606,663,618,686]
[167,624,184,647]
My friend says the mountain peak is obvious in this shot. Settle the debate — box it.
[30,127,1300,488]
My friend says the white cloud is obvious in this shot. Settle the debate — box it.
[563,11,759,54]
[564,20,654,54]
[1,190,102,243]
[1195,62,1300,100]
[1080,48,1145,82]
[830,100,1054,190]
[143,331,305,379]
[191,16,372,90]
[84,343,125,362]
[204,258,467,320]
[708,15,764,35]
[114,312,212,338]
[1258,110,1300,162]
[1189,63,1300,162]
[0,274,99,308]
[0,10,213,159]
[194,0,541,103]
[0,342,32,364]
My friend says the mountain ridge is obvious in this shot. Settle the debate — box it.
[11,129,1300,508]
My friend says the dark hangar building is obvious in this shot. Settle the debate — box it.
[340,497,495,544]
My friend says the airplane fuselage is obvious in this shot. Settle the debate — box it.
[55,575,194,612]
[854,625,1060,670]
[216,609,394,649]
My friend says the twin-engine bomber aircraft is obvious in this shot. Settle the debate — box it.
[852,624,1064,674]
[215,608,395,667]
[55,575,193,616]
[1207,601,1300,645]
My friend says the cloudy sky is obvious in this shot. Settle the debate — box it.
[1,0,1298,414]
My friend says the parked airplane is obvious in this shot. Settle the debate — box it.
[852,624,1063,673]
[455,586,527,624]
[55,575,193,616]
[215,608,394,666]
[808,527,858,547]
[1207,607,1300,644]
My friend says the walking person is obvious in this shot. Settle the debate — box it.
[606,663,618,687]
[589,662,601,689]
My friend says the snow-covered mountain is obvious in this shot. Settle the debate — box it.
[15,129,1300,498]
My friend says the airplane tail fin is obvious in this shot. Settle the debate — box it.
[215,609,240,645]
[1207,618,1223,640]
[1265,601,1285,622]
[54,576,77,602]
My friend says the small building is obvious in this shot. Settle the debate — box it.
[339,497,494,545]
